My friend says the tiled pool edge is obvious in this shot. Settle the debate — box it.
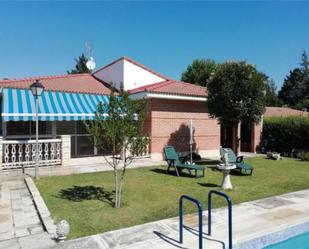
[235,221,309,249]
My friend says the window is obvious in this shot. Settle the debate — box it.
[56,121,75,135]
[6,121,52,137]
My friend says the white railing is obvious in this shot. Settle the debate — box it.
[2,139,62,169]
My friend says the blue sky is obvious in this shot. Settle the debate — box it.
[0,1,308,88]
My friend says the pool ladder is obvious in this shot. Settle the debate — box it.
[179,190,233,249]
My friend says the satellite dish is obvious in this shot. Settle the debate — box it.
[86,57,96,71]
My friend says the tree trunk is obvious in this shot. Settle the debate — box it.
[115,174,122,208]
[113,148,127,208]
[117,181,122,208]
[236,122,241,156]
[114,169,124,208]
[114,170,119,208]
[116,149,126,208]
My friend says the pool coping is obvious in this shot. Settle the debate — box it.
[235,221,309,249]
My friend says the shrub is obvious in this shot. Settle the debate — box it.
[262,116,309,155]
[298,151,309,161]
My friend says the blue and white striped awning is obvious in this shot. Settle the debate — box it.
[2,88,109,121]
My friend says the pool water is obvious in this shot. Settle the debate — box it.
[264,232,309,249]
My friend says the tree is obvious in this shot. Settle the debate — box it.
[207,61,266,155]
[300,50,309,75]
[67,53,91,74]
[301,51,309,102]
[278,68,305,106]
[85,86,149,208]
[295,98,309,111]
[181,59,217,87]
[278,51,309,108]
[265,78,282,107]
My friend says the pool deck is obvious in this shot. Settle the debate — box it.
[44,189,309,249]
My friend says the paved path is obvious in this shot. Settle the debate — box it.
[0,157,165,179]
[0,177,55,249]
[0,153,258,179]
[0,159,165,249]
[44,189,309,249]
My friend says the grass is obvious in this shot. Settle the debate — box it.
[35,156,309,239]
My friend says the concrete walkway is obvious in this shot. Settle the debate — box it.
[0,177,55,249]
[0,153,260,179]
[0,157,165,179]
[44,189,309,249]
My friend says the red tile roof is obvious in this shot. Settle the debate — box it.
[93,56,170,81]
[264,107,308,117]
[129,80,207,97]
[0,73,111,95]
[0,57,205,97]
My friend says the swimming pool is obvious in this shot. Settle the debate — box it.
[235,222,309,249]
[264,232,309,249]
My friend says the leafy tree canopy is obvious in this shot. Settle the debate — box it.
[181,59,217,87]
[67,53,91,74]
[278,68,305,106]
[278,51,309,108]
[207,61,267,126]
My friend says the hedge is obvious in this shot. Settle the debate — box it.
[262,116,309,155]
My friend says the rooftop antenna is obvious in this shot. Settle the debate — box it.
[85,42,96,72]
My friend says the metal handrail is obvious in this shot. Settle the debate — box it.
[208,190,233,249]
[179,195,203,249]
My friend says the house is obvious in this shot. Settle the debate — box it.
[92,57,222,160]
[0,56,260,169]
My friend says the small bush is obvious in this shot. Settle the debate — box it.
[298,151,309,161]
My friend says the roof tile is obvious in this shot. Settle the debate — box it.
[0,73,111,95]
[129,80,207,97]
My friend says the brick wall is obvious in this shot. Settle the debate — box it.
[147,98,220,160]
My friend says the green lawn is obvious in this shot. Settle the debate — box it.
[36,157,309,239]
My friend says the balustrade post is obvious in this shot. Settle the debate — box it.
[0,137,2,170]
[61,135,71,166]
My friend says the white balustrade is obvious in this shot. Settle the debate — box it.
[1,139,62,169]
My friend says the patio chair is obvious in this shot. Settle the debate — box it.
[164,146,206,178]
[220,148,254,175]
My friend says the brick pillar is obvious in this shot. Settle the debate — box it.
[251,123,261,153]
[0,136,2,170]
[61,135,71,166]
